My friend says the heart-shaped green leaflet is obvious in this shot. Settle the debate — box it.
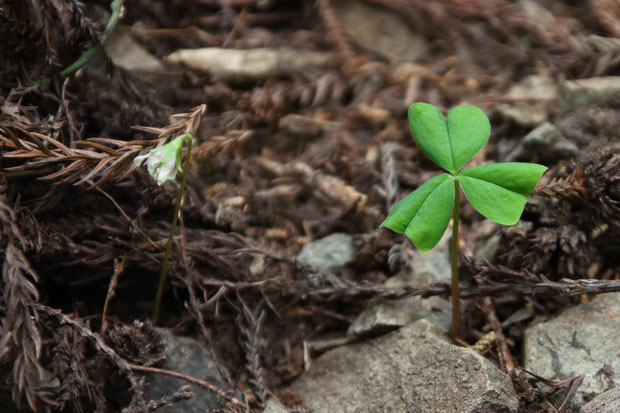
[409,103,490,174]
[381,173,454,251]
[459,162,548,225]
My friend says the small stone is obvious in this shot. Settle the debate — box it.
[348,231,452,337]
[264,228,288,240]
[523,293,620,411]
[255,184,302,202]
[504,221,533,238]
[166,48,333,81]
[335,0,427,63]
[263,399,290,413]
[580,387,620,413]
[296,233,355,273]
[90,25,174,100]
[386,229,452,287]
[223,196,246,207]
[105,26,165,73]
[292,320,519,413]
[278,114,340,138]
[561,76,620,109]
[474,234,501,263]
[505,122,579,161]
[357,104,391,126]
[347,296,449,337]
[144,330,227,412]
[495,75,559,127]
[306,333,354,355]
[501,306,534,329]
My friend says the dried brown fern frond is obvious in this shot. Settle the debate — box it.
[316,0,358,75]
[0,177,48,411]
[578,146,620,228]
[65,0,103,43]
[52,326,105,412]
[501,145,618,279]
[0,1,45,85]
[239,303,268,406]
[35,304,147,412]
[193,129,253,160]
[534,169,586,199]
[1,105,207,188]
[536,145,619,227]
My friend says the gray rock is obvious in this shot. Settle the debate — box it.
[144,330,227,412]
[291,320,519,413]
[263,399,290,413]
[348,232,451,337]
[306,333,354,356]
[561,76,620,109]
[347,296,450,337]
[335,0,426,63]
[166,47,332,81]
[278,114,340,138]
[474,234,502,263]
[504,220,533,238]
[105,26,165,73]
[297,233,355,273]
[495,75,559,127]
[88,25,176,101]
[523,293,620,411]
[505,122,579,161]
[580,387,620,413]
[387,230,452,287]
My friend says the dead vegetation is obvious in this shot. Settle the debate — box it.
[1,0,619,412]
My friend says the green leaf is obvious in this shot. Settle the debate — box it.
[409,103,490,173]
[447,106,491,172]
[459,162,547,225]
[381,174,454,251]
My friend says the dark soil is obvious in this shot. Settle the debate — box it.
[1,1,619,412]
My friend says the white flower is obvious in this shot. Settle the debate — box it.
[133,134,192,186]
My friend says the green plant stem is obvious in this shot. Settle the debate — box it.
[152,137,192,325]
[449,179,461,340]
[35,0,123,87]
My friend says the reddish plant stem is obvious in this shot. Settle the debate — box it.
[449,179,461,340]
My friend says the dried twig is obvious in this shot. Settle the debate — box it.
[129,364,245,408]
[480,297,514,375]
[101,257,126,334]
[316,0,358,75]
[199,268,620,301]
[123,385,194,413]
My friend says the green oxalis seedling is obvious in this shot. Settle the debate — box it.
[134,132,193,325]
[381,102,547,340]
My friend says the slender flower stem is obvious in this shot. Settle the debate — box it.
[449,179,461,340]
[152,136,192,325]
